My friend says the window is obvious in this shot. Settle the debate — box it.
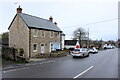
[73,49,80,51]
[50,31,54,38]
[33,44,37,52]
[33,30,38,37]
[57,32,60,38]
[41,30,45,37]
[51,44,54,51]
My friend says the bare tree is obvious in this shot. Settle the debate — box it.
[72,27,88,47]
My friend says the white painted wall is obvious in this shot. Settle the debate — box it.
[62,35,65,50]
[65,45,76,49]
[50,42,60,52]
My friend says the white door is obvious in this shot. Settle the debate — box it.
[41,44,45,53]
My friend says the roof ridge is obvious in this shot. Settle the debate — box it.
[19,13,50,22]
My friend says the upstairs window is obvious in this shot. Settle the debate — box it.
[33,30,38,37]
[57,32,60,38]
[50,31,54,38]
[41,30,45,37]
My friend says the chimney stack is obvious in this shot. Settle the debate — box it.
[17,6,22,13]
[49,16,53,22]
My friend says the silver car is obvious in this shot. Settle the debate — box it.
[88,47,98,54]
[71,48,89,58]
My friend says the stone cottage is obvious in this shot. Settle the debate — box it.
[8,6,64,58]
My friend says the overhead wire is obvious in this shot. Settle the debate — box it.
[62,17,118,40]
[61,18,118,28]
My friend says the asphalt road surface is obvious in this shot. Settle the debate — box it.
[2,48,118,78]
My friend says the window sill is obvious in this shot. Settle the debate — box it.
[51,37,54,38]
[33,36,38,38]
[33,50,37,52]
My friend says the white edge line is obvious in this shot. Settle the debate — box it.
[73,66,94,79]
[3,67,30,73]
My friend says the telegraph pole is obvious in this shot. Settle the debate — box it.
[79,31,82,48]
[88,28,89,48]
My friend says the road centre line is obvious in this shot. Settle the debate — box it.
[73,66,94,79]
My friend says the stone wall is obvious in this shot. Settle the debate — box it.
[30,29,62,57]
[9,14,29,58]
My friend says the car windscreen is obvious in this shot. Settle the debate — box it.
[73,49,80,51]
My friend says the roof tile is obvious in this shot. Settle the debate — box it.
[19,13,61,32]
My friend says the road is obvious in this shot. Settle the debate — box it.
[2,48,118,78]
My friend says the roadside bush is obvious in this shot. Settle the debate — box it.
[34,51,67,58]
[16,55,29,63]
[3,56,12,61]
[19,48,24,56]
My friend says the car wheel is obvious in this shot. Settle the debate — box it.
[82,54,85,58]
[73,56,76,58]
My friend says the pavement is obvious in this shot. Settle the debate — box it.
[2,58,46,70]
[2,54,71,71]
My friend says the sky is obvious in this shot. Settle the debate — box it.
[0,0,119,41]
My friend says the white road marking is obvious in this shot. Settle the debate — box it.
[3,69,17,73]
[73,66,94,79]
[3,67,30,73]
[3,61,55,73]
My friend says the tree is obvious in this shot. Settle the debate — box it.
[2,32,9,38]
[2,32,9,46]
[72,27,88,47]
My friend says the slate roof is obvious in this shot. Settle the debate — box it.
[65,40,78,45]
[9,13,62,32]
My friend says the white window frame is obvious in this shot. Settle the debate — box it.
[50,31,54,38]
[33,43,37,52]
[41,30,45,37]
[33,29,38,37]
[50,43,54,52]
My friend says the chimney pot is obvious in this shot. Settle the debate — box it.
[54,22,57,25]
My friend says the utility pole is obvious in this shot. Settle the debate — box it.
[88,28,89,48]
[101,38,103,49]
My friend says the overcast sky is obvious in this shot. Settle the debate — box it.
[0,0,119,41]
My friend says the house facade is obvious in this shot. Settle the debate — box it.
[9,6,64,58]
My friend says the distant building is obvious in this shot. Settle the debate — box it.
[61,33,65,50]
[65,40,79,49]
[8,6,65,58]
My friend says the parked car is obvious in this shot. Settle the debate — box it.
[71,48,89,58]
[88,47,98,54]
[103,44,115,49]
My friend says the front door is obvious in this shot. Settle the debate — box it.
[41,44,45,53]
